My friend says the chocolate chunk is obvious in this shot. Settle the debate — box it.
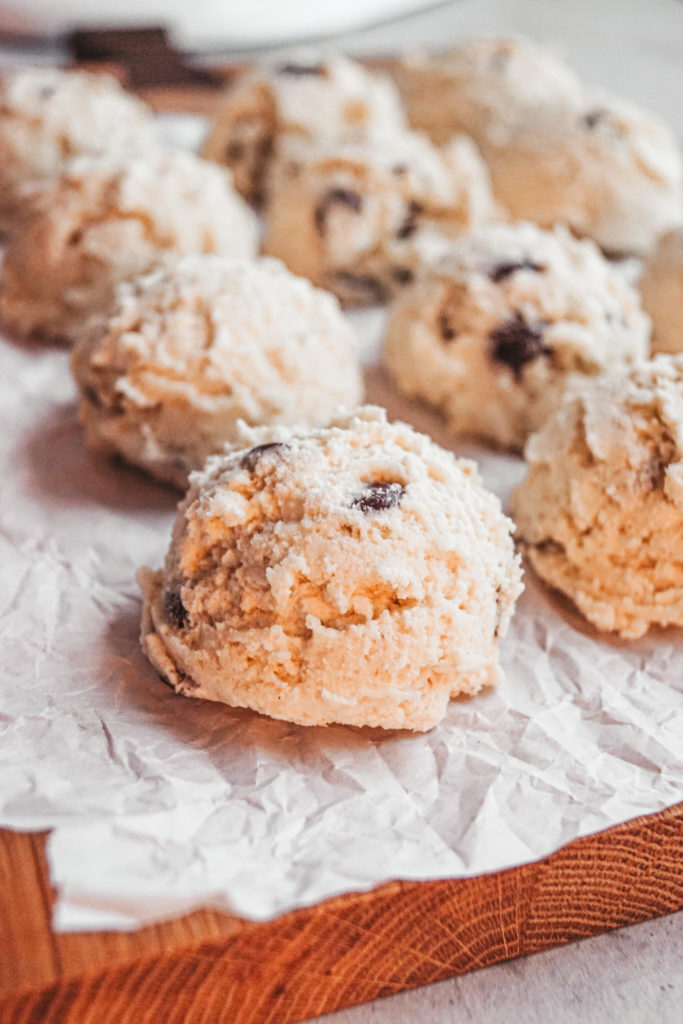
[164,589,188,630]
[314,187,362,233]
[277,63,325,77]
[240,441,287,473]
[582,107,608,130]
[396,200,423,241]
[334,272,389,305]
[392,164,408,175]
[489,312,549,377]
[352,481,404,513]
[438,308,458,342]
[391,266,414,285]
[489,259,543,283]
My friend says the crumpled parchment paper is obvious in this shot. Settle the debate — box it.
[1,303,682,933]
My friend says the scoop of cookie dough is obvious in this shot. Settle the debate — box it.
[640,229,683,355]
[396,37,683,255]
[383,222,650,450]
[201,52,407,203]
[262,131,496,307]
[0,66,160,233]
[396,37,583,147]
[71,256,363,488]
[511,356,683,639]
[138,407,523,730]
[0,149,258,344]
[488,93,683,256]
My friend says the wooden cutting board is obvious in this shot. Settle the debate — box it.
[2,807,682,1023]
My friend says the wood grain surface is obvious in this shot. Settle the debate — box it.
[2,804,682,1023]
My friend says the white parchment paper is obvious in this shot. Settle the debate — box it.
[1,303,682,933]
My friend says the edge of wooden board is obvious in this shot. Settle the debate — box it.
[2,802,682,1023]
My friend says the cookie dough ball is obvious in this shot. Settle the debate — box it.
[0,149,258,343]
[262,131,496,307]
[396,38,683,255]
[71,256,363,488]
[383,222,650,450]
[138,407,523,731]
[0,66,160,233]
[640,229,683,354]
[201,53,407,203]
[511,357,683,639]
[489,93,683,256]
[396,37,583,146]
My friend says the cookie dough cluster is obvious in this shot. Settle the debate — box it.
[383,222,650,449]
[71,256,362,487]
[263,132,496,306]
[512,358,683,639]
[7,40,682,733]
[396,37,683,256]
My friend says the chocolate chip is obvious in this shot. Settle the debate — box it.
[392,163,408,175]
[352,481,404,514]
[314,187,362,233]
[489,312,549,377]
[240,441,287,473]
[643,455,667,490]
[582,107,608,130]
[438,308,458,342]
[277,63,325,76]
[489,259,543,283]
[82,384,101,407]
[226,140,245,161]
[391,266,414,285]
[396,200,423,241]
[163,589,188,630]
[334,272,389,305]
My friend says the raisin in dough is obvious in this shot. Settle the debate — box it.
[0,66,160,233]
[640,228,683,355]
[138,407,523,731]
[262,131,496,307]
[396,37,683,255]
[0,150,258,344]
[383,222,650,450]
[71,256,363,488]
[511,356,683,639]
[201,53,406,203]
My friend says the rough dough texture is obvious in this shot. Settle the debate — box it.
[263,131,496,307]
[71,256,363,488]
[202,53,407,203]
[0,66,159,233]
[0,149,258,344]
[138,407,523,731]
[640,229,683,354]
[383,222,650,450]
[511,356,683,639]
[396,37,683,255]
